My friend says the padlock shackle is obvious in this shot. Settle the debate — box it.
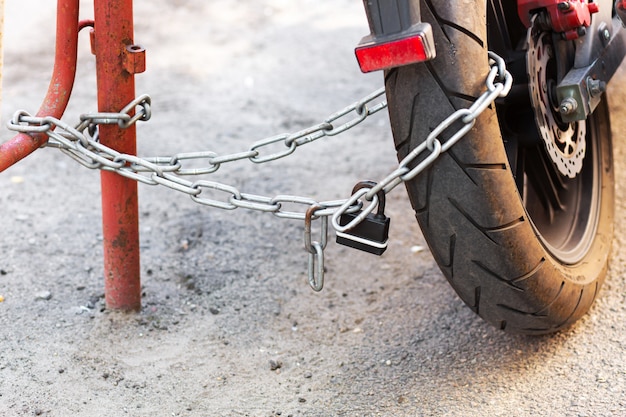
[351,180,386,217]
[335,181,391,256]
[331,189,380,233]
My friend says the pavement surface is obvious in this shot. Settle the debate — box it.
[1,1,625,416]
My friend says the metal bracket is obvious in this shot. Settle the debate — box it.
[123,44,146,75]
[558,12,626,122]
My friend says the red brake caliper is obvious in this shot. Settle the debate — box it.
[517,0,599,38]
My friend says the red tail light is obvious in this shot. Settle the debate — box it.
[355,28,436,73]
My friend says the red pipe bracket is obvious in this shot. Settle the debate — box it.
[123,44,146,75]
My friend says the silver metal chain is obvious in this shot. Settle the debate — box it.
[7,52,512,292]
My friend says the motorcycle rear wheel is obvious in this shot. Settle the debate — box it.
[385,0,614,334]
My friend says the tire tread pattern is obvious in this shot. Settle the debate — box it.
[385,0,613,334]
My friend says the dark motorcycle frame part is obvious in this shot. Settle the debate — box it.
[358,0,626,120]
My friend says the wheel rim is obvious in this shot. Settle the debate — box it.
[488,5,602,265]
[521,113,600,264]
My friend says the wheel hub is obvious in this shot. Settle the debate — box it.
[527,25,586,178]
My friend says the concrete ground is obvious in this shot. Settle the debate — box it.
[1,1,625,416]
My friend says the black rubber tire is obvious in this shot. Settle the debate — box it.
[385,0,614,334]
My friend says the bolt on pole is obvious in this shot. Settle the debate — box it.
[93,0,143,311]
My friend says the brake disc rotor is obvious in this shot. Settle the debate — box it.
[527,24,586,178]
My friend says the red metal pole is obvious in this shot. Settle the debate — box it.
[0,0,79,172]
[93,0,141,310]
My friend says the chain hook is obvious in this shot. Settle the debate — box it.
[304,204,327,291]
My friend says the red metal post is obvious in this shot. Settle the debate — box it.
[0,0,79,172]
[93,0,141,310]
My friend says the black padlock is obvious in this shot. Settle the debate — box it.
[336,181,390,255]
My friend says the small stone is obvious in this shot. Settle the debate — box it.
[35,291,52,301]
[58,368,65,374]
[209,307,220,315]
[298,397,306,403]
[410,245,425,253]
[269,359,283,371]
[304,371,312,379]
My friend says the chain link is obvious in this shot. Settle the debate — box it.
[7,89,382,220]
[6,52,512,291]
[304,205,327,291]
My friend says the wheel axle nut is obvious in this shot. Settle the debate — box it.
[557,1,571,10]
[588,77,607,98]
[559,97,578,115]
